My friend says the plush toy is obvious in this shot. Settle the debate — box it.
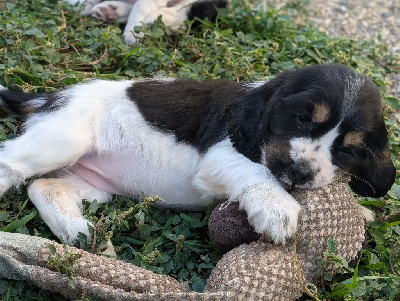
[0,178,367,300]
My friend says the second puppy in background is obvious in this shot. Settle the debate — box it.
[65,0,227,45]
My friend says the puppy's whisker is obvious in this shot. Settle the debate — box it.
[341,171,376,196]
[361,143,378,160]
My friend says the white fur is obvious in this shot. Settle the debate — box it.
[0,79,306,245]
[284,126,340,188]
[361,207,375,222]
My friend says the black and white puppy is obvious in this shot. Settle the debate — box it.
[64,0,227,45]
[0,64,395,246]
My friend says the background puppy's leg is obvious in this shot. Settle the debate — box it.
[28,171,112,245]
[123,0,191,45]
[123,0,166,45]
[144,6,190,30]
[80,0,102,16]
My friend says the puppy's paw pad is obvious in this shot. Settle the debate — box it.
[91,4,118,22]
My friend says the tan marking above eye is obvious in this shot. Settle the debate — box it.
[312,104,330,123]
[344,132,364,146]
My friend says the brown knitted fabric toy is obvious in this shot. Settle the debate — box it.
[0,179,367,300]
[205,179,367,299]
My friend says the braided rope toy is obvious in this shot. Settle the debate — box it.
[0,179,366,300]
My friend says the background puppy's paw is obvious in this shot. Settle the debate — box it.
[90,1,132,23]
[124,30,140,45]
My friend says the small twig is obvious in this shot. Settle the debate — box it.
[56,2,67,34]
[70,43,81,57]
[378,209,400,222]
[294,233,322,301]
[91,213,106,254]
[389,236,400,275]
[92,45,108,65]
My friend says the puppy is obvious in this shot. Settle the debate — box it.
[0,64,395,246]
[64,0,227,45]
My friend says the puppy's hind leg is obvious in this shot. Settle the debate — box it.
[28,171,112,248]
[0,110,95,196]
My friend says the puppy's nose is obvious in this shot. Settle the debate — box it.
[287,162,313,185]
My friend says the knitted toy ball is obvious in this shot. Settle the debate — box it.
[205,179,367,300]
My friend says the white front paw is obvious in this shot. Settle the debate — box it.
[239,185,302,244]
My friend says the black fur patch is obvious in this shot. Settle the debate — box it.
[0,90,43,116]
[35,92,67,114]
[188,0,227,26]
[0,90,66,117]
[127,79,247,153]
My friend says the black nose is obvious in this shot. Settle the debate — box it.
[287,162,313,185]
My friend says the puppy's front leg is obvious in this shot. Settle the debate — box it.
[194,139,302,244]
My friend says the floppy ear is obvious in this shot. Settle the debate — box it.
[349,121,395,198]
[227,72,290,162]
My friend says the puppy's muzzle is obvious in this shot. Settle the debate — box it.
[287,162,313,186]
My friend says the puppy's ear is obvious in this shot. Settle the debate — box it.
[227,73,290,161]
[349,121,395,198]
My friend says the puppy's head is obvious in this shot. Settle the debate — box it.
[232,64,395,197]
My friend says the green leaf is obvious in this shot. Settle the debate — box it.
[323,260,359,298]
[88,200,99,214]
[47,243,57,255]
[379,220,400,230]
[25,28,46,38]
[1,210,38,232]
[386,96,400,110]
[0,211,10,222]
[327,237,337,253]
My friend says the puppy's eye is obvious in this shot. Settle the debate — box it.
[338,147,355,160]
[339,146,367,159]
[353,147,368,159]
[298,114,312,125]
[340,147,353,155]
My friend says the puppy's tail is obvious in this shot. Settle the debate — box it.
[0,85,51,117]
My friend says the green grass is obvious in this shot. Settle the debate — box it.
[0,0,399,300]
